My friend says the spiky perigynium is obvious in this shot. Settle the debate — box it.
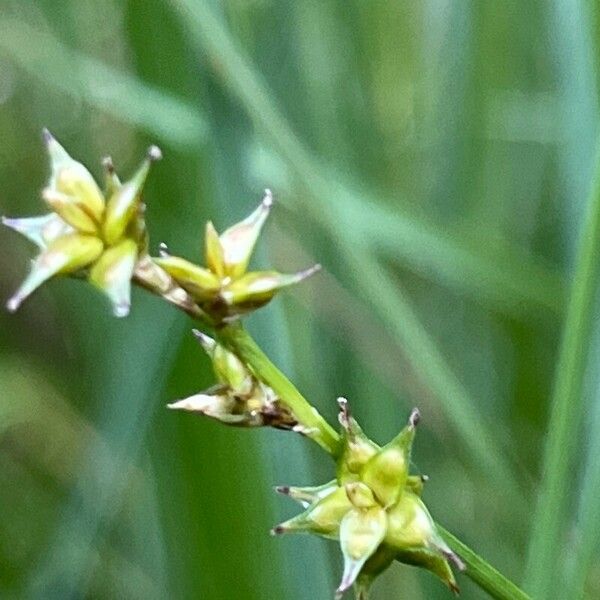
[153,189,320,323]
[3,130,161,317]
[167,329,298,429]
[272,400,465,598]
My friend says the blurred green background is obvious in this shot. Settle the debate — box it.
[1,1,599,598]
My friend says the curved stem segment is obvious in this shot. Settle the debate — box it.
[439,527,531,600]
[216,322,530,600]
[216,321,340,455]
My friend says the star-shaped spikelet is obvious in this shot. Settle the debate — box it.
[167,329,298,429]
[3,130,160,316]
[153,190,320,323]
[273,400,464,598]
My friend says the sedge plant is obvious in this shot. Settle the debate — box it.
[3,132,530,600]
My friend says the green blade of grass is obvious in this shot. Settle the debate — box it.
[342,197,565,316]
[439,526,531,600]
[25,302,186,597]
[0,18,207,147]
[562,387,600,598]
[525,140,600,597]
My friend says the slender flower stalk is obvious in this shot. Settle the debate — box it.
[216,321,340,454]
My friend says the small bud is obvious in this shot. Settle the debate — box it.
[153,255,221,301]
[88,238,138,317]
[360,408,418,508]
[103,147,160,245]
[212,343,253,395]
[275,480,338,509]
[169,332,297,429]
[221,265,320,309]
[338,507,387,595]
[218,190,273,277]
[385,489,462,591]
[6,233,104,312]
[42,188,99,234]
[2,213,72,249]
[167,392,258,426]
[204,221,226,278]
[272,486,353,537]
[337,397,379,483]
[345,482,378,509]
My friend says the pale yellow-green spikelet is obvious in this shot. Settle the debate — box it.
[337,397,379,484]
[42,188,98,234]
[275,480,338,508]
[271,486,352,538]
[88,238,138,317]
[167,392,246,424]
[153,255,221,300]
[219,189,273,277]
[211,343,252,394]
[44,129,105,223]
[360,408,419,508]
[204,220,225,278]
[337,507,387,597]
[221,265,321,307]
[6,233,103,312]
[1,213,71,249]
[103,146,161,245]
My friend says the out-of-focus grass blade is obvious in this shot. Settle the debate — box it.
[170,0,524,502]
[563,371,600,598]
[25,302,185,598]
[525,141,600,597]
[251,147,564,317]
[170,0,563,319]
[342,197,565,316]
[0,18,207,147]
[250,302,337,599]
[524,0,600,594]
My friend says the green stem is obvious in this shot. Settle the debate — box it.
[525,140,600,596]
[217,322,530,600]
[439,527,531,600]
[216,321,340,455]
